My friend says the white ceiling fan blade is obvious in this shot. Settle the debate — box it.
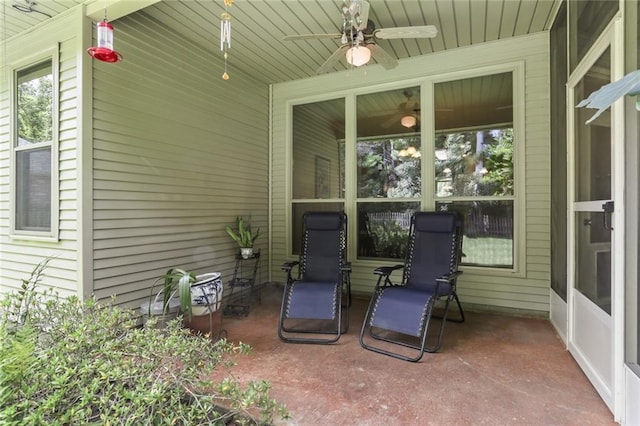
[284,33,342,41]
[317,45,349,74]
[375,25,438,39]
[381,112,403,128]
[367,44,398,70]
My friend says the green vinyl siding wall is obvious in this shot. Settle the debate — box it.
[0,8,84,297]
[271,33,551,314]
[1,5,269,308]
[90,8,269,308]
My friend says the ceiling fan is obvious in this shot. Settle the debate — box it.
[283,0,438,74]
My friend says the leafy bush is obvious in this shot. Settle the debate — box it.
[0,260,287,425]
[371,221,408,259]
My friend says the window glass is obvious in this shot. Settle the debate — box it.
[435,72,514,268]
[356,87,421,260]
[291,98,345,253]
[292,99,345,200]
[435,127,513,197]
[357,201,420,259]
[17,62,53,146]
[437,200,513,268]
[15,60,53,233]
[357,135,421,198]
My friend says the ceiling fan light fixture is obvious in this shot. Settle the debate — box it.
[346,45,371,67]
[400,114,417,128]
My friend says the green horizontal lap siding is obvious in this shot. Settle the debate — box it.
[0,10,81,297]
[91,10,269,309]
[271,33,551,314]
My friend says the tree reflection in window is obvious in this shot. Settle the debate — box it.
[435,127,513,198]
[357,135,421,198]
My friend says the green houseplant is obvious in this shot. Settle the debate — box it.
[143,268,196,325]
[143,268,224,328]
[225,216,260,258]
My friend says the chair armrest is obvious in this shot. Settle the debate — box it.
[435,270,463,285]
[374,264,404,276]
[281,261,299,272]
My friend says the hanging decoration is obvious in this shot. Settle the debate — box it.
[87,4,122,63]
[220,0,233,80]
[341,0,370,68]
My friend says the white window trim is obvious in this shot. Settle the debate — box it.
[9,48,60,242]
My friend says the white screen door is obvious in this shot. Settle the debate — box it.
[567,37,617,411]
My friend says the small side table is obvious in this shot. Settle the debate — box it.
[223,250,260,317]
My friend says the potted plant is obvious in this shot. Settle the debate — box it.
[225,216,260,259]
[141,268,195,327]
[141,269,223,327]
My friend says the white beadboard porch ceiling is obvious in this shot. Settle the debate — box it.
[2,0,562,85]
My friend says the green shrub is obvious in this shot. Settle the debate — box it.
[0,260,287,425]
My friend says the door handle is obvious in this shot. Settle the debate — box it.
[602,201,614,231]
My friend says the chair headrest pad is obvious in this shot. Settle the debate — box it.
[304,212,345,230]
[413,212,457,233]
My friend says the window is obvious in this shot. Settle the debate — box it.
[12,58,57,237]
[288,71,517,268]
[434,73,515,268]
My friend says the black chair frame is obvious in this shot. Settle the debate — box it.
[278,212,351,344]
[360,211,465,361]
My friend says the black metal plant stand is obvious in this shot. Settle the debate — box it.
[223,250,261,317]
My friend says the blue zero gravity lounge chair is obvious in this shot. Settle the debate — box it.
[359,211,465,361]
[278,212,351,344]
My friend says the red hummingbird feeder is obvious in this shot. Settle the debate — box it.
[87,20,123,63]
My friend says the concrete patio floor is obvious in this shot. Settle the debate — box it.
[218,284,615,425]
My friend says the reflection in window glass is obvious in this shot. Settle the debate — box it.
[357,86,420,138]
[291,203,344,255]
[15,60,53,233]
[292,98,345,199]
[437,201,513,268]
[435,127,513,197]
[17,62,53,146]
[357,136,421,198]
[435,72,514,269]
[357,202,420,259]
[356,87,422,260]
